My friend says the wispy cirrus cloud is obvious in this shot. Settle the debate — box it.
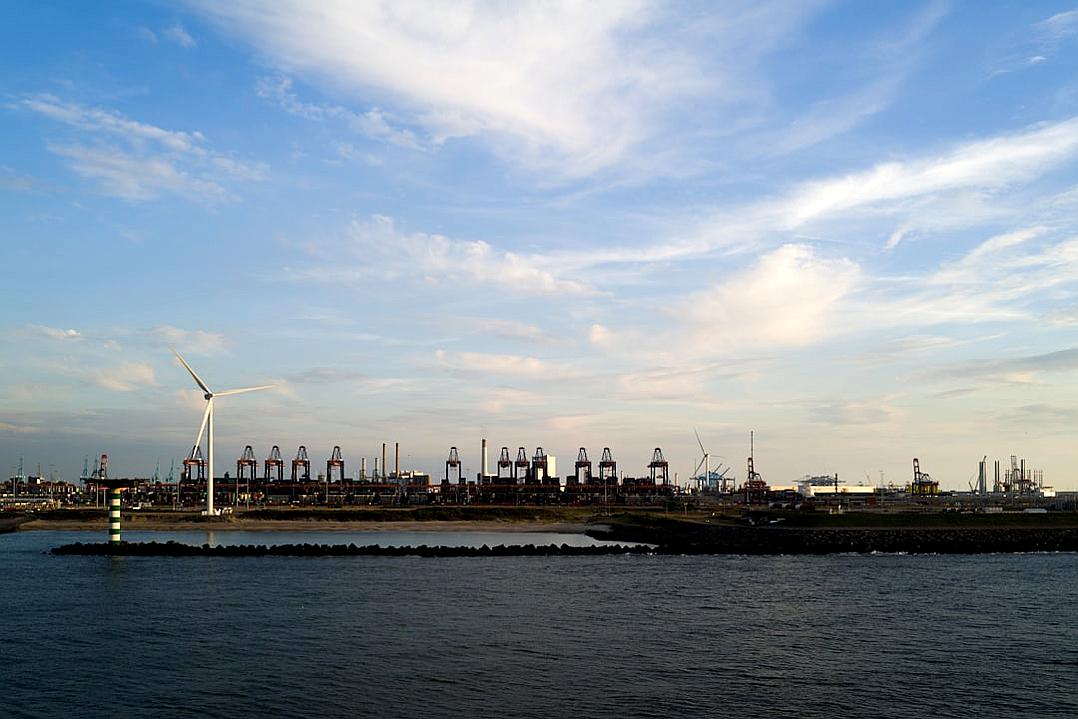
[256,76,423,150]
[194,0,706,176]
[13,94,265,202]
[149,325,226,355]
[434,349,580,381]
[289,214,593,297]
[781,117,1078,229]
[31,325,83,341]
[90,361,158,392]
[1034,9,1078,45]
[190,0,835,179]
[163,24,197,48]
[469,318,564,346]
[922,348,1078,385]
[47,143,230,203]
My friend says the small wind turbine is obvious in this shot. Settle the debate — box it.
[173,349,272,516]
[693,428,723,492]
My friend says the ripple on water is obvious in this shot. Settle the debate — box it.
[3,532,1077,719]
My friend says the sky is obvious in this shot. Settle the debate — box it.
[3,1,1078,490]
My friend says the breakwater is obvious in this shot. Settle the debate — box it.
[51,540,651,558]
[588,518,1078,554]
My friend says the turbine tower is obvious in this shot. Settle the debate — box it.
[693,428,710,492]
[173,350,272,516]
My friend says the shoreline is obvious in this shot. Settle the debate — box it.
[18,519,597,533]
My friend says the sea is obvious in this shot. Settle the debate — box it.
[4,529,1077,719]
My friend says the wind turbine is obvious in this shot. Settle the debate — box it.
[173,350,272,516]
[693,428,725,492]
[693,429,710,492]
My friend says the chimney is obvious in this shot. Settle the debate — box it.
[482,438,489,480]
[394,442,400,478]
[361,457,367,481]
[382,443,387,481]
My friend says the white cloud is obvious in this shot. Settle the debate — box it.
[435,349,577,380]
[48,144,229,203]
[957,226,1046,264]
[294,214,593,296]
[256,76,424,150]
[16,94,265,202]
[32,325,82,341]
[923,348,1078,385]
[91,361,158,392]
[684,244,862,348]
[588,324,614,347]
[19,94,206,152]
[191,0,719,176]
[479,387,544,414]
[0,421,43,435]
[151,325,227,355]
[164,24,197,48]
[173,388,207,412]
[471,319,562,346]
[782,117,1078,229]
[1034,10,1078,43]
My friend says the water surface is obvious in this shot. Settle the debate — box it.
[4,531,1076,718]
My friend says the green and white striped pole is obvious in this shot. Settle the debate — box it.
[108,487,122,544]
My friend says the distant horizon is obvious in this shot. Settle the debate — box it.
[4,2,1078,490]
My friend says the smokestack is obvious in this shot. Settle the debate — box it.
[361,457,367,481]
[994,460,1000,492]
[382,443,387,481]
[373,458,379,479]
[482,438,489,480]
[395,442,400,478]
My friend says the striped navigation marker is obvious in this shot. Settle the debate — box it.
[98,479,131,547]
[108,487,122,544]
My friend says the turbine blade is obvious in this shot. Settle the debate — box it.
[215,385,274,397]
[172,349,210,394]
[694,428,706,455]
[192,400,211,455]
[693,457,705,477]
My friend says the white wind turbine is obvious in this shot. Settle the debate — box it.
[693,428,724,492]
[173,350,272,516]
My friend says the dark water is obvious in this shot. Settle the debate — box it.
[4,531,1078,719]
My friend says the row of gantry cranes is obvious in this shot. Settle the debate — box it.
[179,442,681,489]
[173,438,777,503]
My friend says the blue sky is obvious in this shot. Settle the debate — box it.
[4,1,1078,489]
